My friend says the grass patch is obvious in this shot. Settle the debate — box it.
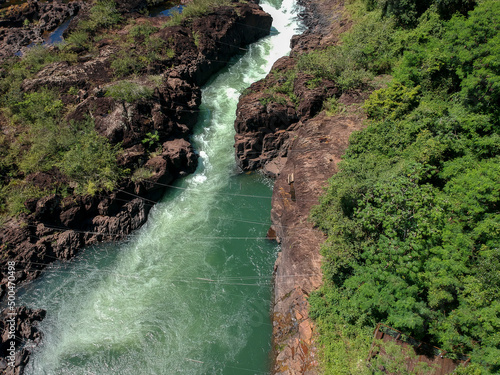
[105,81,154,102]
[131,166,155,182]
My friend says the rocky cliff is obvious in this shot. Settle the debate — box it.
[233,0,366,373]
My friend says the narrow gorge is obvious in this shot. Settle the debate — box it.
[1,0,321,373]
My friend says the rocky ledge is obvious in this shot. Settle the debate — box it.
[0,1,272,372]
[233,0,366,373]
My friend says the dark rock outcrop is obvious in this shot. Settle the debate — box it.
[234,56,337,175]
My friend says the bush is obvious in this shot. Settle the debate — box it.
[79,0,122,33]
[110,53,144,77]
[21,45,62,73]
[364,82,421,120]
[0,181,46,217]
[59,130,121,195]
[322,96,343,116]
[63,30,90,50]
[129,22,158,39]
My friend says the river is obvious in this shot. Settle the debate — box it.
[19,0,302,373]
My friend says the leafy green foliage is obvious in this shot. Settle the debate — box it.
[297,13,396,92]
[364,82,421,120]
[311,1,500,373]
[0,181,47,217]
[141,131,160,150]
[371,340,439,374]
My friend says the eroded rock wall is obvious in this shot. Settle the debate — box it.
[233,0,367,373]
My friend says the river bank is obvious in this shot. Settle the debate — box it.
[1,1,274,372]
[233,0,367,372]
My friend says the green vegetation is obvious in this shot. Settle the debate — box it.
[322,96,343,116]
[259,9,398,108]
[131,166,155,182]
[105,81,155,102]
[309,0,499,373]
[363,0,477,27]
[59,128,122,195]
[165,0,232,26]
[297,13,395,92]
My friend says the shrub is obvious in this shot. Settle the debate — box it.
[79,0,122,33]
[22,45,61,73]
[364,82,421,120]
[12,89,63,124]
[63,30,90,50]
[0,181,46,217]
[129,23,158,39]
[322,97,342,116]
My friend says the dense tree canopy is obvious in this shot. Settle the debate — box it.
[309,1,499,373]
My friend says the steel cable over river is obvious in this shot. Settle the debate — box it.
[19,0,303,373]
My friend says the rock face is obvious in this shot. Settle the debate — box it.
[233,0,367,373]
[270,97,367,374]
[0,2,273,372]
[0,307,46,375]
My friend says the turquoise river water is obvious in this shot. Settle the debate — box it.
[19,0,302,374]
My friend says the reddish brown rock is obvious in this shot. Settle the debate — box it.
[162,138,198,173]
[233,54,337,174]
